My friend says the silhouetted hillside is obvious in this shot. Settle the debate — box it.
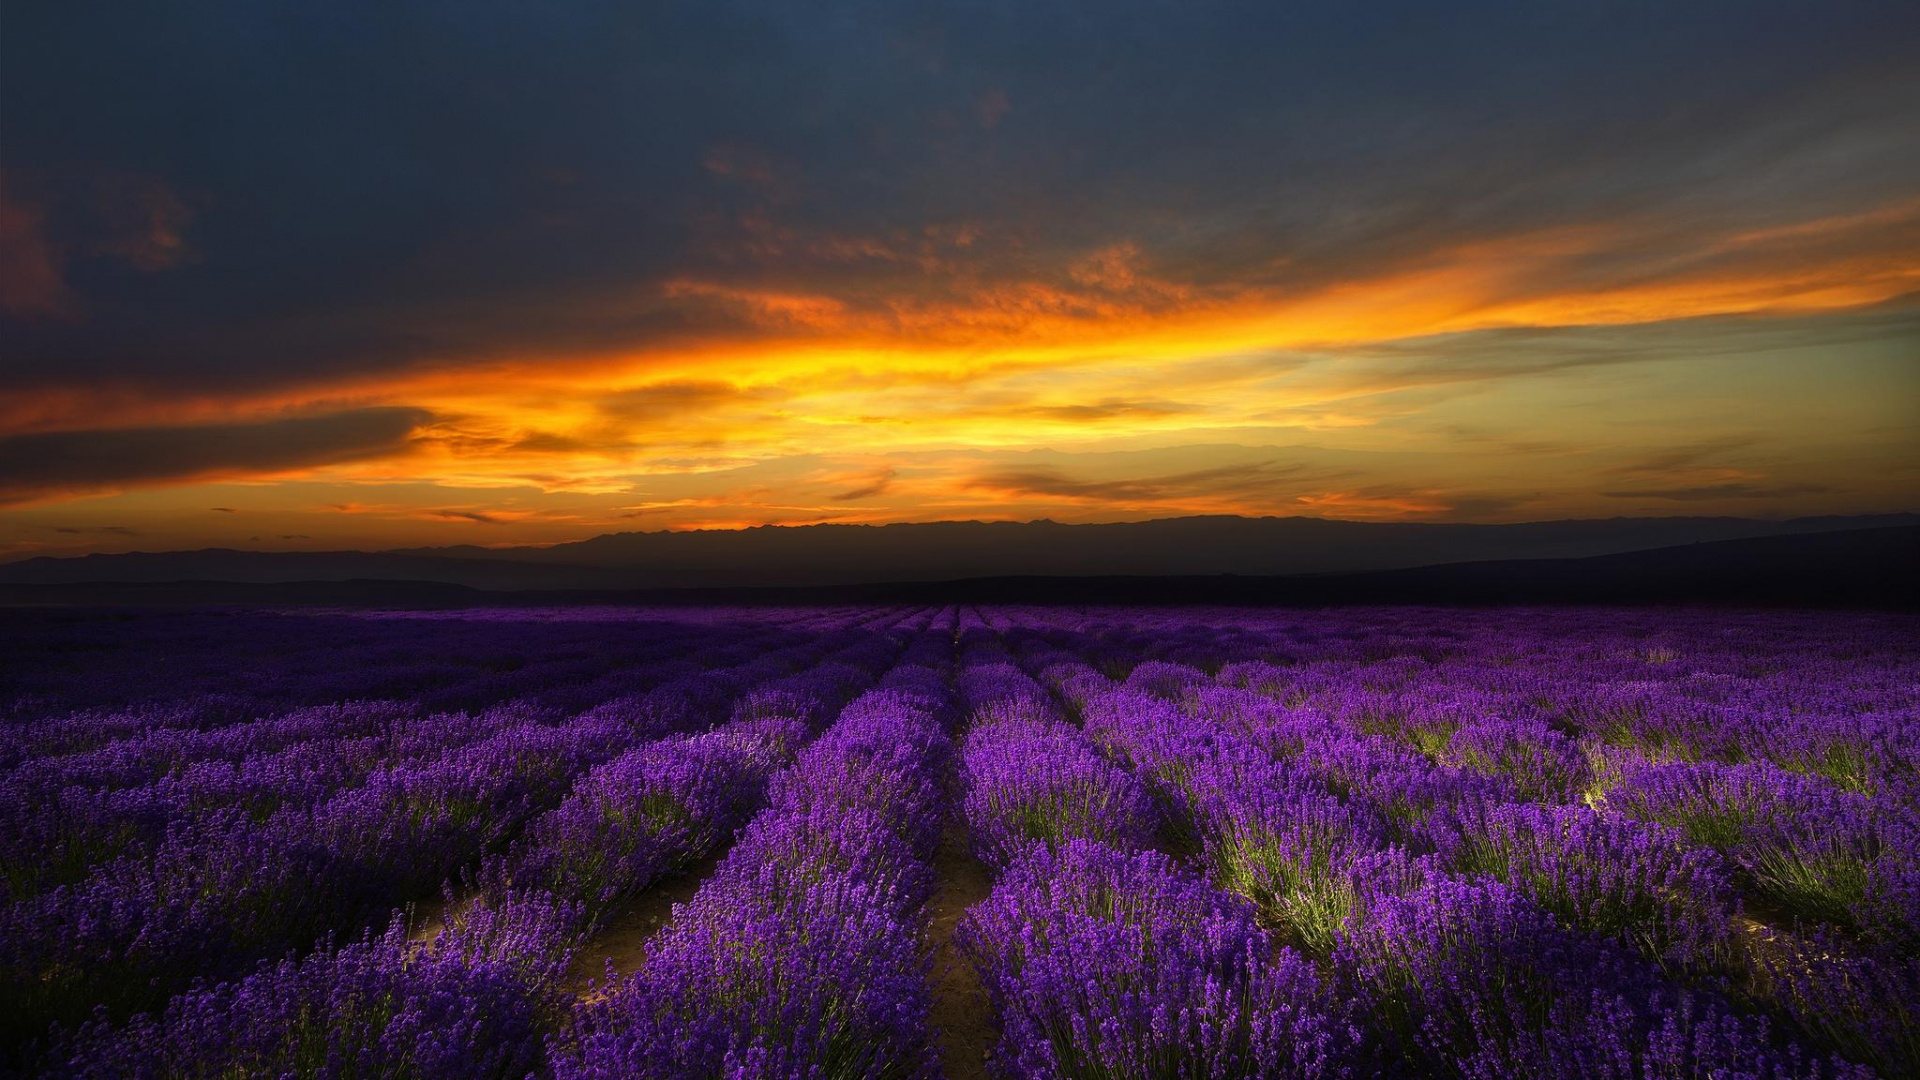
[0,549,601,589]
[3,526,1912,609]
[1,513,1911,591]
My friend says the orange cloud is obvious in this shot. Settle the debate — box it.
[662,280,853,332]
[1292,490,1456,518]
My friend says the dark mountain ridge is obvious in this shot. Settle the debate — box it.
[1,513,1913,591]
[1,526,1913,609]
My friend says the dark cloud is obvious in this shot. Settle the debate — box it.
[2,1,1915,400]
[507,431,598,454]
[600,381,743,416]
[431,509,507,524]
[1439,495,1542,520]
[0,407,431,505]
[1603,482,1834,501]
[971,460,1315,503]
[1015,399,1194,422]
[830,468,896,501]
[0,175,78,319]
[210,506,237,512]
[51,525,139,536]
[1606,437,1758,477]
[85,175,196,272]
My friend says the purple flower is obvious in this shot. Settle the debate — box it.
[51,890,577,1079]
[957,716,1159,869]
[1609,760,1918,946]
[1435,801,1738,969]
[956,839,1358,1079]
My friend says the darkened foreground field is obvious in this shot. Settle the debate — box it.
[2,605,1916,1077]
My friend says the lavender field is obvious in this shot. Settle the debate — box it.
[3,604,1917,1079]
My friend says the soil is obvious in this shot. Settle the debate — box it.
[564,853,723,996]
[403,887,458,944]
[925,834,1000,1080]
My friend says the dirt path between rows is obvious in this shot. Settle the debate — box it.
[925,835,999,1080]
[564,853,724,996]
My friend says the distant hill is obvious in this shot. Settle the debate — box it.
[2,513,1914,591]
[0,548,603,590]
[0,518,1913,608]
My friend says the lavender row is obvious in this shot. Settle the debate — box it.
[958,839,1355,1078]
[8,616,897,888]
[0,608,813,761]
[946,647,1352,1078]
[1,610,845,794]
[1016,639,1890,1076]
[1172,656,1919,1074]
[1008,616,1916,961]
[952,647,1158,867]
[0,616,838,900]
[555,638,956,1078]
[469,638,896,940]
[30,616,933,1074]
[48,891,581,1080]
[1606,759,1918,949]
[45,622,929,1076]
[4,703,632,1052]
[7,622,918,1056]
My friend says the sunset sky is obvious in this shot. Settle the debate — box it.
[3,1,1917,557]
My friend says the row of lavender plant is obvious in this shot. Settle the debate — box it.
[941,638,1355,1078]
[10,614,919,1061]
[553,624,958,1078]
[1190,640,1918,1077]
[0,606,838,761]
[1013,613,1916,1078]
[0,610,852,899]
[460,612,922,945]
[987,620,1870,1078]
[468,621,912,937]
[41,613,934,1077]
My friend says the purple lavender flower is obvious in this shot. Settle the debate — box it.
[557,870,936,1080]
[1335,874,1861,1078]
[765,698,953,860]
[1749,926,1920,1077]
[7,604,1917,1078]
[1609,760,1917,946]
[956,839,1357,1079]
[1446,716,1594,804]
[499,726,777,934]
[51,890,577,1080]
[957,716,1159,868]
[1435,801,1738,969]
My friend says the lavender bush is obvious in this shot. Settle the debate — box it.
[957,715,1159,868]
[1435,801,1739,969]
[956,839,1357,1079]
